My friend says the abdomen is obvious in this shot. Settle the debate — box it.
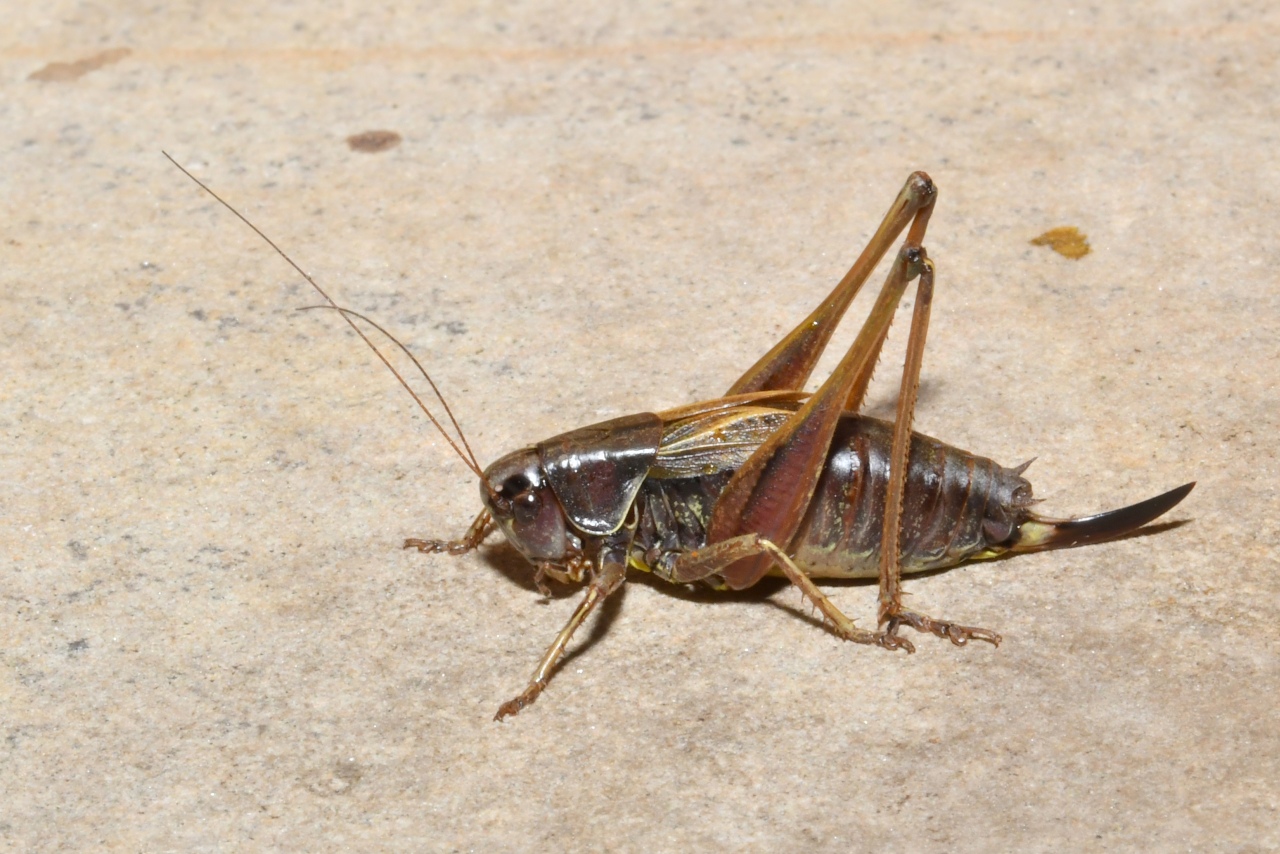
[790,416,1033,578]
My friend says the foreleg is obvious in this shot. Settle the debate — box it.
[403,510,493,556]
[495,559,627,720]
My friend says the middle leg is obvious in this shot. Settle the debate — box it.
[670,534,913,651]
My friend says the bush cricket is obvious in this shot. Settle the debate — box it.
[168,156,1194,720]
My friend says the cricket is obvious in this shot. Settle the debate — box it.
[168,156,1194,720]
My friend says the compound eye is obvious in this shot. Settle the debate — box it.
[500,473,532,499]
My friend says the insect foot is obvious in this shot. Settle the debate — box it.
[882,609,1002,648]
[875,632,916,654]
[495,684,543,722]
[403,538,464,554]
[403,511,496,556]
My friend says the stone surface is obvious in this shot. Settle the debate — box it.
[2,2,1277,850]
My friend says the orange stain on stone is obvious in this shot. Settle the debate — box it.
[1030,226,1091,259]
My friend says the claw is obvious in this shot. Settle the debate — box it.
[876,626,916,654]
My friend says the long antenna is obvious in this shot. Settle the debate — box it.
[164,152,485,480]
[297,303,484,471]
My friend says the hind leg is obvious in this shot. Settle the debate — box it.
[875,259,1001,648]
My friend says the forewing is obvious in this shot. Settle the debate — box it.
[653,405,796,479]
